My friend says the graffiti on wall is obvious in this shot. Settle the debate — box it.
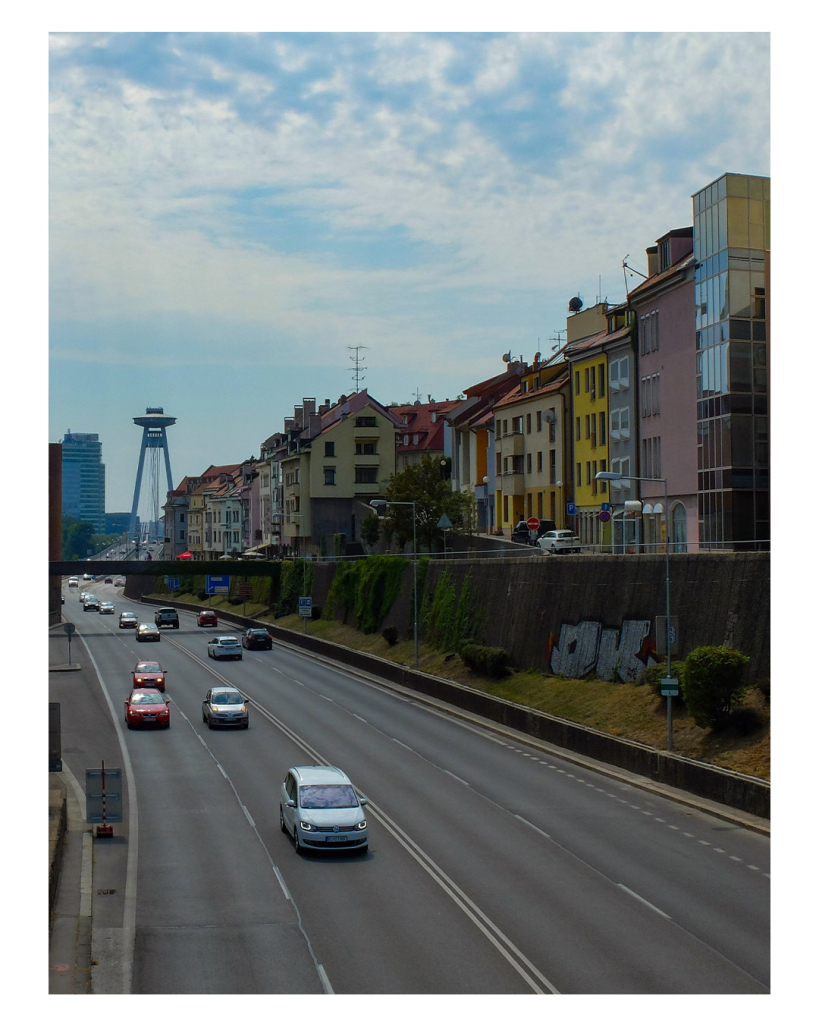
[548,620,658,682]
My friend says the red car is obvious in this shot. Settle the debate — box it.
[198,609,218,627]
[124,689,170,729]
[132,661,167,691]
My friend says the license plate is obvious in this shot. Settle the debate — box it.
[325,835,348,843]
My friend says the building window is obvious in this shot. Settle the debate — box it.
[324,441,335,457]
[575,371,581,395]
[536,411,542,432]
[355,467,378,484]
[527,453,532,473]
[598,363,606,397]
[512,416,523,434]
[576,462,582,486]
[548,417,556,442]
[356,441,377,455]
[575,417,581,442]
[526,413,532,434]
[495,420,501,439]
[355,416,377,427]
[324,467,336,486]
[537,451,543,472]
[549,449,556,484]
[599,411,606,446]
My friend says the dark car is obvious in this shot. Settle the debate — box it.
[83,595,100,612]
[104,577,113,584]
[198,609,218,627]
[242,628,273,650]
[154,608,179,629]
[512,519,557,545]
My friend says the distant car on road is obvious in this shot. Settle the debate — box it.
[202,687,249,729]
[197,609,218,627]
[154,608,179,629]
[83,595,100,612]
[99,601,115,615]
[512,519,557,545]
[207,636,242,660]
[124,689,170,729]
[280,765,368,855]
[114,578,125,587]
[83,573,92,580]
[132,660,166,691]
[119,612,138,629]
[137,623,161,642]
[68,577,79,588]
[242,628,273,650]
[104,577,113,584]
[536,529,581,554]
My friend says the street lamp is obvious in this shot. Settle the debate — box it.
[596,470,676,751]
[371,499,418,669]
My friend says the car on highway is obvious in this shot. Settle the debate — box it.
[132,661,166,691]
[99,601,115,615]
[67,576,79,588]
[202,687,250,729]
[154,608,179,629]
[83,595,100,612]
[197,609,218,627]
[280,766,369,855]
[119,611,138,629]
[114,578,125,587]
[104,577,113,584]
[124,688,171,729]
[206,635,242,660]
[242,628,273,650]
[137,623,161,643]
[83,573,93,580]
[536,529,582,554]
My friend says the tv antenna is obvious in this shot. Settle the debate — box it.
[348,346,368,392]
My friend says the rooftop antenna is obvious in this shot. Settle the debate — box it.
[622,254,648,296]
[550,328,566,351]
[348,346,368,392]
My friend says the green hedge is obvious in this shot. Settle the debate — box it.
[323,556,408,634]
[460,644,509,678]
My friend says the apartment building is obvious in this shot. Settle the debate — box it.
[394,399,457,473]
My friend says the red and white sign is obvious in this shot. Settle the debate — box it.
[527,517,540,531]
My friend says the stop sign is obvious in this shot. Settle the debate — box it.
[527,517,540,530]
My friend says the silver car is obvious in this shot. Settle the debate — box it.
[202,687,249,729]
[99,601,115,615]
[280,766,369,854]
[537,529,581,554]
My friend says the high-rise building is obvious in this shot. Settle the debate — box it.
[693,173,770,549]
[61,431,106,533]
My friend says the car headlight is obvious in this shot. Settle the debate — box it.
[299,821,313,831]
[356,820,367,830]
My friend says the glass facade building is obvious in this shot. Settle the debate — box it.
[61,431,106,534]
[693,174,770,549]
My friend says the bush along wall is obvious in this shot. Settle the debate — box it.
[323,556,409,633]
[422,568,483,653]
[272,559,314,618]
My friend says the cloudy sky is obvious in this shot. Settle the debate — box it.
[45,26,770,514]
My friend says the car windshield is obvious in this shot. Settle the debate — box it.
[212,692,243,705]
[299,785,358,809]
[137,663,161,672]
[219,639,238,645]
[131,693,164,704]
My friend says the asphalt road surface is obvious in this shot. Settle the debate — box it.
[52,580,770,995]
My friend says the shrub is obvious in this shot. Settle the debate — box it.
[197,589,208,600]
[461,643,510,678]
[719,706,765,735]
[382,625,399,646]
[680,645,751,729]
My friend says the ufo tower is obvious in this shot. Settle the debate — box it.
[129,407,176,544]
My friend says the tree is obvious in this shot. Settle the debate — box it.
[61,516,95,561]
[681,646,751,729]
[384,456,476,549]
[360,513,381,548]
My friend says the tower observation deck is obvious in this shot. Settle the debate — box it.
[129,408,176,544]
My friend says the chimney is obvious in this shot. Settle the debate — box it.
[302,397,316,418]
[646,245,659,277]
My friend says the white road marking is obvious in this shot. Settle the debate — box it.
[618,884,670,919]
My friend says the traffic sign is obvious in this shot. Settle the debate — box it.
[660,677,679,697]
[599,510,611,523]
[298,597,313,618]
[527,517,540,530]
[166,577,180,591]
[601,502,611,512]
[206,575,230,595]
[566,502,577,516]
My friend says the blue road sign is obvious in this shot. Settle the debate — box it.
[601,502,611,512]
[206,575,230,595]
[566,502,577,516]
[166,577,180,591]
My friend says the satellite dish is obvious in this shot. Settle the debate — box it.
[502,351,511,363]
[568,296,583,313]
[534,351,541,363]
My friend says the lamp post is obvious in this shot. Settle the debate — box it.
[371,499,418,669]
[596,471,675,751]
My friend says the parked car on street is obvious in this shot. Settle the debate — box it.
[280,765,368,854]
[536,529,581,554]
[207,636,242,660]
[124,689,170,729]
[512,519,557,545]
[242,628,273,650]
[119,612,138,629]
[198,609,218,627]
[132,661,166,691]
[137,623,161,642]
[202,687,249,729]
